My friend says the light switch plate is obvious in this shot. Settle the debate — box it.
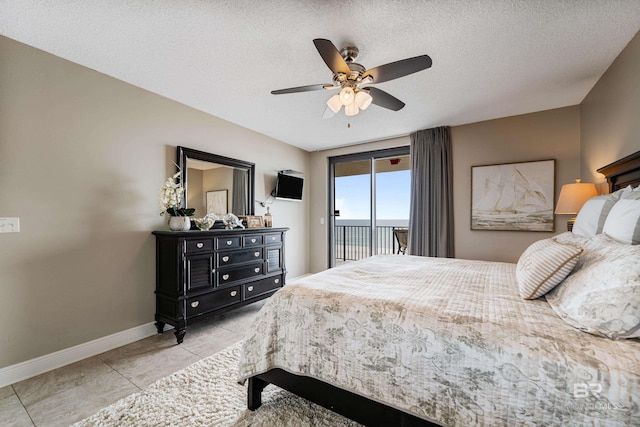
[0,217,20,233]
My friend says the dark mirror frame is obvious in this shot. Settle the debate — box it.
[177,146,255,216]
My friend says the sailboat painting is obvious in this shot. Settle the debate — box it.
[471,160,555,231]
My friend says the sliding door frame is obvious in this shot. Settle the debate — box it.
[327,146,410,268]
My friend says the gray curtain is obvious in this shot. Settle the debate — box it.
[232,168,247,215]
[408,126,454,257]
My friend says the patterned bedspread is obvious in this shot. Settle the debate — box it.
[238,255,640,426]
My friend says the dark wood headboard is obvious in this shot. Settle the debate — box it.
[597,150,640,192]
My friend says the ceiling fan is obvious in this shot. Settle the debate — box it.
[271,38,432,118]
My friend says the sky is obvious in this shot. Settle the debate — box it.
[335,170,410,220]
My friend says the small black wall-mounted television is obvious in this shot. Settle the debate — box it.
[274,172,304,201]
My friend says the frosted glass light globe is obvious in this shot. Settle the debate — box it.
[355,90,373,110]
[339,87,355,105]
[326,94,342,113]
[345,102,359,116]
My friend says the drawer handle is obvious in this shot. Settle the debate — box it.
[196,242,204,249]
[226,240,233,245]
[230,290,237,297]
[254,267,260,273]
[248,286,254,292]
[271,237,276,241]
[274,278,280,284]
[222,274,230,280]
[251,238,256,243]
[254,251,260,257]
[222,256,229,262]
[191,301,199,308]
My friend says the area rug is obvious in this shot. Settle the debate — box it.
[73,342,361,426]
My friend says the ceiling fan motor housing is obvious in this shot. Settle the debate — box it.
[340,46,359,62]
[333,63,366,86]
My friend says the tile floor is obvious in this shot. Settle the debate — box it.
[0,300,266,427]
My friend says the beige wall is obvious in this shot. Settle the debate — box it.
[452,107,580,261]
[309,106,580,270]
[581,30,640,187]
[203,167,234,215]
[187,168,205,215]
[0,36,309,368]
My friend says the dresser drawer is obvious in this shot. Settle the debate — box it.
[217,264,263,286]
[243,235,264,247]
[218,248,263,267]
[243,275,283,300]
[185,239,213,253]
[265,233,282,245]
[215,236,241,249]
[186,286,241,318]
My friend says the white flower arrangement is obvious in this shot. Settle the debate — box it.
[159,169,194,217]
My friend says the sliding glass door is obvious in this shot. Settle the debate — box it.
[328,147,410,268]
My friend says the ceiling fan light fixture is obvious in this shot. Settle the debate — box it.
[345,102,359,116]
[270,39,432,119]
[326,94,342,113]
[355,90,373,110]
[339,86,355,105]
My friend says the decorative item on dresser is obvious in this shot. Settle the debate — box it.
[264,207,273,227]
[159,166,196,231]
[240,215,264,229]
[152,227,287,343]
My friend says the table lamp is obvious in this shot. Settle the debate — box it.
[555,179,598,231]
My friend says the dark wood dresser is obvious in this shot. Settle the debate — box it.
[152,227,287,343]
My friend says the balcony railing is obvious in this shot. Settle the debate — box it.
[334,225,408,262]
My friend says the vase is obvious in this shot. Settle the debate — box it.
[168,216,191,231]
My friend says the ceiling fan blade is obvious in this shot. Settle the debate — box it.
[322,105,337,119]
[313,39,351,75]
[271,84,329,95]
[363,55,432,84]
[367,87,405,111]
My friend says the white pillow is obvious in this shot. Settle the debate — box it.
[516,237,582,300]
[572,186,631,237]
[602,191,640,244]
[546,233,640,339]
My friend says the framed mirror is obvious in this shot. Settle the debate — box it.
[177,146,255,217]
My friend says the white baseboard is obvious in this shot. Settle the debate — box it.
[0,274,312,389]
[0,322,172,388]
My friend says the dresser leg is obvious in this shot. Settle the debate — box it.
[155,321,165,334]
[174,328,186,344]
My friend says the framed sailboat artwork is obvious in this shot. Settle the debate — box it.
[471,159,555,231]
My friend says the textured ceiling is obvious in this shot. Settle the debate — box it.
[1,1,640,152]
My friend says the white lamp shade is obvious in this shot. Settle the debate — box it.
[345,102,359,116]
[555,180,599,214]
[339,86,355,105]
[326,94,342,113]
[355,90,373,110]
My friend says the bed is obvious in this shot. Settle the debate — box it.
[238,152,640,426]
